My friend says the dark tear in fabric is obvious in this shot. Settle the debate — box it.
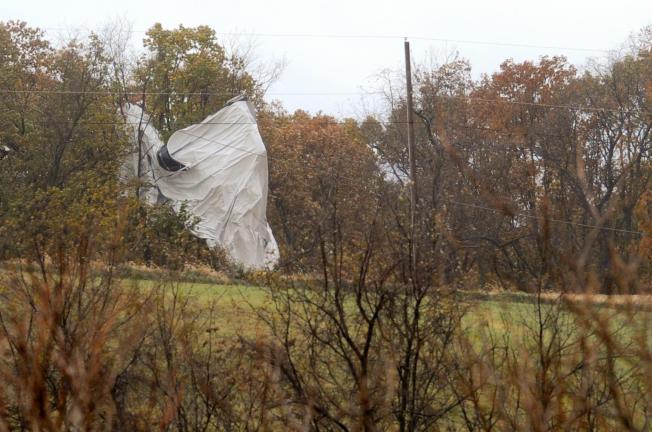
[157,145,186,172]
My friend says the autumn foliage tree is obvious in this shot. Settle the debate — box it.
[370,37,651,292]
[259,108,382,272]
[1,18,652,432]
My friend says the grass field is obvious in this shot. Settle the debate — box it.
[129,279,646,345]
[4,264,638,347]
[128,279,271,337]
[1,273,646,428]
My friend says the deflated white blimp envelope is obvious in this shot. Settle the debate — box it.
[124,97,280,269]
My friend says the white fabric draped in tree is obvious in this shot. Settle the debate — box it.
[124,98,279,269]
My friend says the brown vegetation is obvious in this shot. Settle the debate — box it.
[0,20,651,431]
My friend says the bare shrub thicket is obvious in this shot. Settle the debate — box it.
[2,165,650,432]
[0,21,651,431]
[252,158,650,431]
[248,30,651,432]
[0,221,275,431]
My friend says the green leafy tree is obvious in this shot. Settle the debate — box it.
[133,23,260,140]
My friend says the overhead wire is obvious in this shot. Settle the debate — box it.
[2,89,649,116]
[3,27,649,238]
[36,26,616,53]
[13,119,611,148]
[447,201,647,236]
[4,109,647,238]
[0,89,378,97]
[216,32,612,53]
[120,120,649,238]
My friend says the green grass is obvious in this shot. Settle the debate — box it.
[183,282,270,337]
[125,278,270,337]
[123,278,648,349]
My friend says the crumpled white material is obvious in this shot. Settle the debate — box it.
[123,99,279,269]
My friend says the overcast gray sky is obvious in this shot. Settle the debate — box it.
[2,0,651,116]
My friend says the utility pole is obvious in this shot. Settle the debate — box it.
[404,39,418,276]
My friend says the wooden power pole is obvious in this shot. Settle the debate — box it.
[404,39,418,275]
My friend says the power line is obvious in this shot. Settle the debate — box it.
[6,114,644,170]
[448,200,647,236]
[173,128,265,159]
[407,36,612,53]
[122,123,650,238]
[11,119,617,146]
[0,89,378,97]
[216,32,613,54]
[37,26,614,53]
[13,118,650,133]
[448,95,651,116]
[147,138,649,238]
[4,114,647,238]
[2,89,649,116]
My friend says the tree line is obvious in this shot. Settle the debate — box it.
[0,20,651,431]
